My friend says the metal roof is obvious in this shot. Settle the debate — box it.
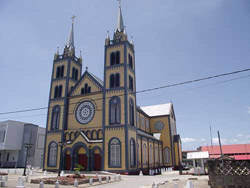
[140,103,172,117]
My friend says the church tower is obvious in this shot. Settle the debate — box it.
[103,1,137,173]
[44,16,82,170]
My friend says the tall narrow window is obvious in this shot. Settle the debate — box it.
[81,88,85,94]
[51,106,60,130]
[109,138,121,167]
[129,76,134,91]
[109,97,121,125]
[155,146,158,164]
[54,86,59,98]
[110,53,115,66]
[58,85,63,97]
[115,73,120,87]
[56,67,61,78]
[129,54,133,69]
[115,51,120,64]
[75,69,78,80]
[60,66,64,77]
[130,139,136,166]
[150,145,153,165]
[159,146,163,164]
[143,144,147,165]
[129,98,134,126]
[110,74,115,88]
[164,147,170,164]
[48,142,58,166]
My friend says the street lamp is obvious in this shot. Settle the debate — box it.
[22,143,33,176]
[57,141,72,177]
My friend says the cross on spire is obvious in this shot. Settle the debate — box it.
[71,15,76,23]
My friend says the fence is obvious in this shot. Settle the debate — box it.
[208,160,250,188]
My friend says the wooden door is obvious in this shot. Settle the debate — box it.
[94,154,102,171]
[78,154,88,171]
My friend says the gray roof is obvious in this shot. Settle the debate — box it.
[88,72,103,86]
[140,103,172,117]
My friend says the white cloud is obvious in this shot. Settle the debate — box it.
[212,138,239,145]
[182,137,197,143]
[237,133,244,137]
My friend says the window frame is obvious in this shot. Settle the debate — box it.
[47,141,58,167]
[108,137,122,168]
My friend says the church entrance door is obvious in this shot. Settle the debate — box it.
[65,151,71,170]
[77,147,88,171]
[93,154,102,171]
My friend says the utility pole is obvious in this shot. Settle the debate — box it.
[218,131,227,188]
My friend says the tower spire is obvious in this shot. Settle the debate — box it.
[68,15,75,49]
[117,0,124,32]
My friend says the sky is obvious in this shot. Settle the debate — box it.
[0,0,250,150]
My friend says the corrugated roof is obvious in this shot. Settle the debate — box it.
[140,103,172,117]
[201,144,250,155]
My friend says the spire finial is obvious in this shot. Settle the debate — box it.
[117,0,124,32]
[107,30,110,39]
[80,50,82,58]
[68,15,75,49]
[71,15,76,23]
[118,0,121,7]
[57,47,59,54]
[86,67,88,71]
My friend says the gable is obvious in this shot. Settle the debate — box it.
[70,71,103,96]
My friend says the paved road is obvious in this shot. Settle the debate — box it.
[1,169,210,188]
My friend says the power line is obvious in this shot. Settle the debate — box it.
[0,68,249,116]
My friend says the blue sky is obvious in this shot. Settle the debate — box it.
[0,0,249,150]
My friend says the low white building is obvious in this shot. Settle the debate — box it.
[0,120,45,168]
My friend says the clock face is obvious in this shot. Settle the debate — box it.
[75,101,95,124]
[154,121,165,131]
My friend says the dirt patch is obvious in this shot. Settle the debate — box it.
[31,176,107,185]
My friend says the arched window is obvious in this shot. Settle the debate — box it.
[164,147,170,164]
[75,69,78,80]
[130,138,136,167]
[58,85,62,97]
[115,73,120,87]
[110,74,120,88]
[54,86,59,98]
[97,129,103,139]
[92,130,97,140]
[159,146,163,164]
[129,54,133,69]
[51,106,60,130]
[70,132,75,140]
[109,97,121,125]
[129,98,134,126]
[115,51,120,64]
[60,66,64,77]
[48,142,58,167]
[150,145,153,164]
[129,76,133,91]
[143,144,147,165]
[81,88,85,94]
[110,52,115,66]
[110,51,120,66]
[56,67,61,78]
[109,138,121,167]
[110,74,115,88]
[155,146,158,164]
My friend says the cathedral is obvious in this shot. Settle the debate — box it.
[44,2,182,174]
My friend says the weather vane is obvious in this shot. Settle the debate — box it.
[71,15,76,23]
